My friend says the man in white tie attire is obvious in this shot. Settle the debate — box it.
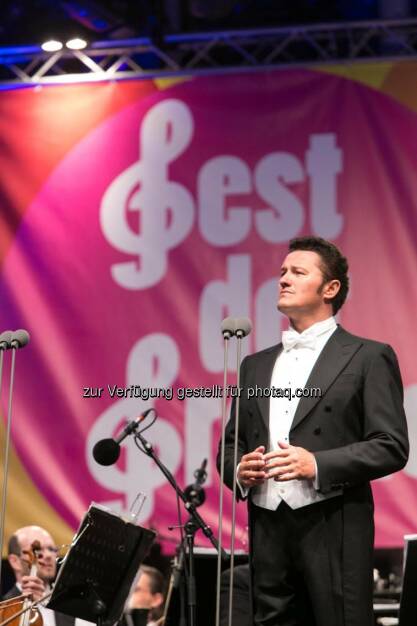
[218,236,409,626]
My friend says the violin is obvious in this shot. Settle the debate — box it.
[0,541,44,626]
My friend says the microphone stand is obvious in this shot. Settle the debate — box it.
[0,331,12,587]
[227,330,244,626]
[215,321,234,626]
[134,431,228,626]
[216,317,251,626]
[0,330,29,586]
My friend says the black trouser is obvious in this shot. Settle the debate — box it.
[251,500,346,626]
[220,564,251,626]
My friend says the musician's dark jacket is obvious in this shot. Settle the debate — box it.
[218,325,409,626]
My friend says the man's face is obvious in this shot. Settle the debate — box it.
[278,250,329,316]
[10,527,57,582]
[129,573,160,611]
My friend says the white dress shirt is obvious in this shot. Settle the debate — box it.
[39,604,94,626]
[248,316,342,510]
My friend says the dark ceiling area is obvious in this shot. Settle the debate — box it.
[1,0,414,48]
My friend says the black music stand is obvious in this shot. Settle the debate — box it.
[48,503,155,626]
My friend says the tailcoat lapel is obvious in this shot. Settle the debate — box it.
[255,344,282,430]
[290,326,363,431]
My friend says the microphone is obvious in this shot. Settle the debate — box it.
[10,329,30,349]
[234,317,252,338]
[184,458,207,506]
[221,317,236,339]
[193,458,208,486]
[0,331,13,350]
[92,409,153,466]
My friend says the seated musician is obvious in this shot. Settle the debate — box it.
[3,525,90,626]
[124,566,165,626]
[3,526,57,604]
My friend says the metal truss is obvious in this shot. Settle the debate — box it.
[2,17,417,86]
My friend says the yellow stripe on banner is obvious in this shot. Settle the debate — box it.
[315,61,393,91]
[376,60,417,113]
[0,421,73,557]
[315,60,417,113]
[153,76,191,90]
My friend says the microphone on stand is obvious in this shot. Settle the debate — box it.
[193,458,208,485]
[10,329,30,349]
[184,459,208,507]
[221,317,236,340]
[229,316,252,626]
[0,327,30,585]
[234,317,252,338]
[216,315,252,626]
[216,317,236,624]
[0,331,13,351]
[0,331,13,404]
[92,409,153,466]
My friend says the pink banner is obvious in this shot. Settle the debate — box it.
[0,67,416,548]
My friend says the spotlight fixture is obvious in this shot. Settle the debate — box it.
[41,40,64,52]
[66,37,88,50]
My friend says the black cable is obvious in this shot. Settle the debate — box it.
[137,408,157,434]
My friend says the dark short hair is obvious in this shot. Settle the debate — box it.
[8,534,21,556]
[141,565,165,595]
[288,236,349,314]
[140,565,165,620]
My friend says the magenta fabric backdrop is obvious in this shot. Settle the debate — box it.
[0,68,416,548]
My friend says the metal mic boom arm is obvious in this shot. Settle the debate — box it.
[134,432,226,557]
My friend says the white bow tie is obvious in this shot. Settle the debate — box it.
[282,329,317,351]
